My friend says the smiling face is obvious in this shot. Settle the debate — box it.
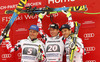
[61,28,71,38]
[49,28,59,37]
[29,29,39,39]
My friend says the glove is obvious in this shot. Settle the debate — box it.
[62,10,72,17]
[41,56,46,62]
[38,12,47,19]
[70,41,78,51]
[74,46,78,51]
[4,30,10,41]
[70,41,76,50]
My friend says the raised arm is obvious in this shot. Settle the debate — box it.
[62,10,74,32]
[37,13,49,42]
[4,31,21,53]
[76,38,86,55]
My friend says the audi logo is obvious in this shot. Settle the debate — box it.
[1,54,12,58]
[17,53,22,57]
[85,60,96,62]
[1,41,6,45]
[84,33,95,38]
[1,41,6,48]
[85,47,95,51]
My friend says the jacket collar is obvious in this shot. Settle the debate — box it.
[27,36,38,43]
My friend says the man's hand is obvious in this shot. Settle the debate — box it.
[4,30,10,41]
[62,10,72,17]
[70,41,77,51]
[38,12,47,19]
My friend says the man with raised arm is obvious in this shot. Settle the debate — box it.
[4,25,46,62]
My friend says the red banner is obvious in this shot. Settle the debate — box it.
[0,0,100,62]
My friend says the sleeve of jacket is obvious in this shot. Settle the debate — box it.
[66,12,74,32]
[37,17,49,42]
[65,39,71,62]
[39,41,46,61]
[76,37,86,55]
[5,40,21,53]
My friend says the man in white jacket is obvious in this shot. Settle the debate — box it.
[37,13,64,62]
[60,11,86,62]
[4,25,46,62]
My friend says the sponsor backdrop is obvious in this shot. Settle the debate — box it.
[0,0,100,62]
